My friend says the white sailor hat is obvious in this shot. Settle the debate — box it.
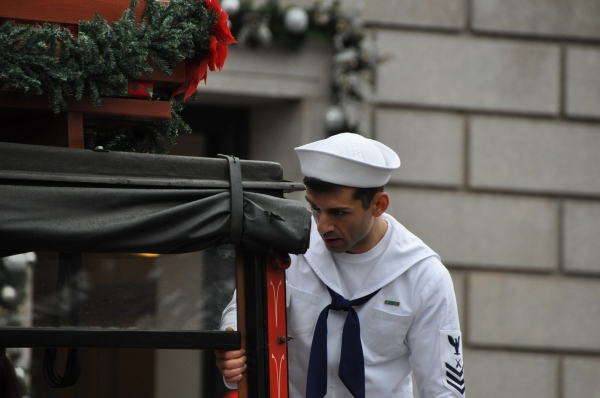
[294,132,400,188]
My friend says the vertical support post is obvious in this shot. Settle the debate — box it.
[239,252,269,397]
[52,111,85,148]
[236,252,290,398]
[265,254,289,398]
[64,112,84,149]
[235,250,249,398]
[43,253,82,388]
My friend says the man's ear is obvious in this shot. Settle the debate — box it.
[372,192,389,217]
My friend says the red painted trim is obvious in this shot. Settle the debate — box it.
[266,254,289,398]
[0,1,138,25]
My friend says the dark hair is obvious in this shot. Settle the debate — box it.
[303,177,384,209]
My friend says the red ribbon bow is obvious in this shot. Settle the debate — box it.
[173,0,237,100]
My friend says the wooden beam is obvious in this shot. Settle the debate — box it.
[0,1,137,25]
[142,60,187,85]
[0,91,171,121]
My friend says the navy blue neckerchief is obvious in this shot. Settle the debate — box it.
[306,286,381,398]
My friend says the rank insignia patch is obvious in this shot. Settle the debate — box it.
[440,330,465,397]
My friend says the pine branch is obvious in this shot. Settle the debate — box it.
[0,0,219,152]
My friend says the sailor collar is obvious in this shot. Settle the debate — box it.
[303,213,439,300]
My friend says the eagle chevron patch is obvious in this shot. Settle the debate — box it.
[440,330,465,397]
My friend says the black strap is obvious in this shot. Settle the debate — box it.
[218,154,244,246]
[43,253,82,388]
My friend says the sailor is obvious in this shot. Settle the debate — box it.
[216,133,465,397]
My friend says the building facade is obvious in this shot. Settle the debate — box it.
[190,1,600,396]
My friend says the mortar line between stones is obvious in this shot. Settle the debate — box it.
[557,199,565,275]
[463,272,471,352]
[370,28,379,140]
[465,0,473,33]
[369,104,377,140]
[448,266,600,282]
[560,45,567,118]
[558,355,564,398]
[463,114,470,192]
[467,29,600,45]
[365,21,600,46]
[374,102,600,124]
[447,265,554,277]
[465,344,600,357]
[386,182,600,202]
[363,21,463,35]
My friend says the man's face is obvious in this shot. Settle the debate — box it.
[305,186,375,254]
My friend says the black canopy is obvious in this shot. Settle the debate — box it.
[0,142,311,255]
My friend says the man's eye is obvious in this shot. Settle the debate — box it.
[333,210,346,216]
[310,205,320,212]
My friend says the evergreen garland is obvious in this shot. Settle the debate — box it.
[0,0,218,153]
[1,0,378,151]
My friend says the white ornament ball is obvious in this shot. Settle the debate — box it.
[220,0,240,17]
[284,7,309,35]
[2,286,17,304]
[324,105,346,133]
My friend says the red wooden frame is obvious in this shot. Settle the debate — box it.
[266,254,290,398]
[0,91,172,120]
[0,0,138,25]
[0,1,186,150]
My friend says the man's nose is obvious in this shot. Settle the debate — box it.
[316,213,334,235]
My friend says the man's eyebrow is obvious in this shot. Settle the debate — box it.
[329,207,350,212]
[305,197,350,212]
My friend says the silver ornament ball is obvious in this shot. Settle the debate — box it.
[1,285,17,304]
[324,105,346,133]
[284,7,309,34]
[220,0,240,16]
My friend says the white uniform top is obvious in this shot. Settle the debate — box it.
[221,213,465,398]
[332,219,390,298]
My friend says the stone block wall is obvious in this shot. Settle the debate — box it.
[367,1,600,396]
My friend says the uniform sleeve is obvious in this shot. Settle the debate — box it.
[219,291,239,390]
[407,264,465,398]
[220,290,238,331]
